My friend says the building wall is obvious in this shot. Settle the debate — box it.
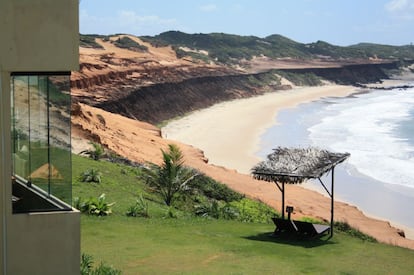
[0,73,12,275]
[0,0,79,72]
[7,211,80,275]
[0,0,79,274]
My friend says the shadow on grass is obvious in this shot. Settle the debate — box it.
[244,231,335,248]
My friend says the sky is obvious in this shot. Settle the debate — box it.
[80,0,414,46]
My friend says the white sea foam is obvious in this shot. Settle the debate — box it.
[308,88,414,188]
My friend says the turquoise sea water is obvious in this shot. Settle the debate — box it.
[257,84,414,230]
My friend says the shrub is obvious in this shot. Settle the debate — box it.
[191,175,244,202]
[73,196,83,211]
[229,198,276,223]
[126,194,150,218]
[79,35,105,49]
[220,204,240,220]
[81,253,94,275]
[91,263,122,275]
[80,142,105,161]
[164,206,179,219]
[194,199,239,220]
[275,70,322,86]
[113,36,148,52]
[80,168,102,183]
[75,194,115,216]
[81,253,122,275]
[334,221,377,242]
[194,199,222,219]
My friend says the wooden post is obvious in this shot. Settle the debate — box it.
[281,182,285,219]
[330,167,335,237]
[274,181,285,219]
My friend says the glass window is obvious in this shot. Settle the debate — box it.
[11,73,72,213]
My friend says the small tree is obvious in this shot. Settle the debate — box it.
[141,144,198,206]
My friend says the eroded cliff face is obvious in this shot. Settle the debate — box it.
[71,34,238,105]
[96,72,291,124]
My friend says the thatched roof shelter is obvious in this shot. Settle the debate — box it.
[252,147,350,183]
[251,147,350,237]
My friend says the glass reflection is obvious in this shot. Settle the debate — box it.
[11,73,72,213]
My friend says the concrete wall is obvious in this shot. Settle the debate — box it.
[0,73,12,275]
[7,211,80,275]
[0,0,79,72]
[0,0,79,274]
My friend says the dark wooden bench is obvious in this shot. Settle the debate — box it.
[271,217,298,235]
[293,220,330,238]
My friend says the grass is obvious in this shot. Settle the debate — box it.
[73,155,414,274]
[81,216,414,274]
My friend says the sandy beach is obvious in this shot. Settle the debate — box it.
[162,85,358,174]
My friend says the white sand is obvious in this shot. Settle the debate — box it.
[162,85,357,174]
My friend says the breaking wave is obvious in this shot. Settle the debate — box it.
[308,87,414,189]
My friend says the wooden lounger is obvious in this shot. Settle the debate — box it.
[293,220,330,238]
[271,217,298,235]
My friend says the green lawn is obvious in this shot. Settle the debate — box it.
[73,155,414,274]
[81,216,414,274]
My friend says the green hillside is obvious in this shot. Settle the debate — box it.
[141,31,310,62]
[140,31,414,63]
[80,31,414,65]
[73,154,414,274]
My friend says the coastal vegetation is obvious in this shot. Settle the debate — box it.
[79,34,148,52]
[141,31,414,64]
[73,153,414,273]
[80,34,106,49]
[112,36,148,52]
[274,70,323,86]
[80,31,414,65]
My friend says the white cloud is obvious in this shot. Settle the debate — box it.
[385,0,414,20]
[80,9,179,35]
[199,4,218,12]
[386,0,409,11]
[117,11,177,27]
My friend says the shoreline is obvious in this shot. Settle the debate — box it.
[162,84,357,174]
[162,83,414,248]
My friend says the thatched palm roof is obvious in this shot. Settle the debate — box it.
[252,147,350,184]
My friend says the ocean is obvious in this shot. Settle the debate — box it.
[257,84,414,231]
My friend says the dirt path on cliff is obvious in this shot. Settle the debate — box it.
[72,102,414,250]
